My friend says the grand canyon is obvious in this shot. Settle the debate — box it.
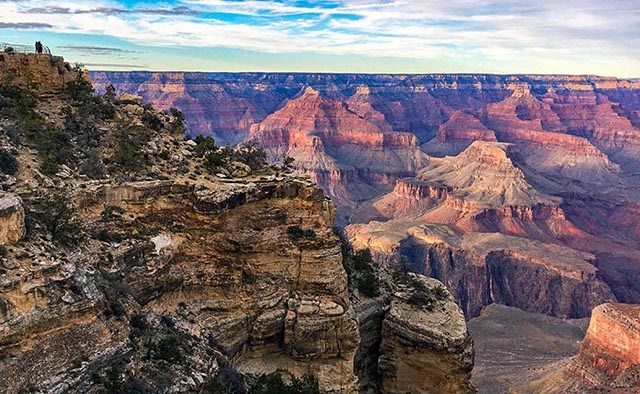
[1,49,640,394]
[91,71,640,391]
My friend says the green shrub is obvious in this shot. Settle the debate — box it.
[249,373,319,394]
[0,245,7,257]
[106,300,126,318]
[142,104,163,131]
[287,226,304,241]
[407,292,435,310]
[232,143,267,170]
[205,362,246,394]
[152,334,183,363]
[282,156,295,168]
[129,314,149,331]
[193,135,216,157]
[80,149,105,179]
[25,192,85,247]
[0,149,18,175]
[110,124,151,173]
[201,377,229,394]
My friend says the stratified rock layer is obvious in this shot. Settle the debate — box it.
[569,303,640,384]
[378,276,474,394]
[0,192,25,245]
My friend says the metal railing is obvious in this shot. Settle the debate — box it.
[1,42,51,56]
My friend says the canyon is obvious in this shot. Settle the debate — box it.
[92,70,640,392]
[0,53,474,393]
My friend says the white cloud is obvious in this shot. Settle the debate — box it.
[1,0,639,75]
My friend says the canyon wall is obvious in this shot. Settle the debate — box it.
[0,54,475,393]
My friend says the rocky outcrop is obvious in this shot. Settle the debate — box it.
[0,192,25,245]
[568,303,640,384]
[352,274,474,394]
[249,86,428,213]
[378,276,474,394]
[0,176,361,393]
[0,52,76,94]
[508,303,640,393]
[423,111,497,156]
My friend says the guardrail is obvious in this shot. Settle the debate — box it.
[1,42,51,56]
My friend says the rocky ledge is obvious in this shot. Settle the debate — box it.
[567,303,640,387]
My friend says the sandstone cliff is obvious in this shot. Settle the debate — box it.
[0,53,475,393]
[249,86,428,214]
[567,303,640,386]
[508,303,640,393]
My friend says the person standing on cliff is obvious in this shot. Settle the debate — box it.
[35,41,43,54]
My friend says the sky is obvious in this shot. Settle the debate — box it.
[0,0,639,76]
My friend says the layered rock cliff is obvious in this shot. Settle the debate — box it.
[248,86,428,214]
[347,142,618,319]
[508,303,640,393]
[568,303,640,386]
[0,53,475,393]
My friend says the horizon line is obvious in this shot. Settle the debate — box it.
[88,69,640,80]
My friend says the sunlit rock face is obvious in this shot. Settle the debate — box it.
[0,193,25,245]
[93,71,640,322]
[568,303,640,383]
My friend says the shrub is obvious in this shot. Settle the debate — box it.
[433,285,449,301]
[106,300,126,318]
[0,149,18,175]
[201,377,228,394]
[0,245,7,257]
[407,291,435,311]
[249,373,319,394]
[93,229,124,243]
[282,156,295,168]
[350,249,380,298]
[142,104,163,131]
[80,149,105,179]
[129,314,149,331]
[64,65,93,103]
[110,124,151,173]
[287,226,304,241]
[206,361,246,394]
[193,135,217,158]
[152,334,183,363]
[232,143,267,170]
[25,192,85,247]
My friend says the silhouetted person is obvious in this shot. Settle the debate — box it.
[35,41,43,54]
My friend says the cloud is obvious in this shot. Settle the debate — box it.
[1,0,639,75]
[0,22,52,29]
[26,6,198,16]
[57,45,141,55]
[83,63,147,69]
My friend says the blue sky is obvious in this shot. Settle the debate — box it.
[1,0,639,76]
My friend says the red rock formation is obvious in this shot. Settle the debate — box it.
[249,87,428,212]
[567,303,640,386]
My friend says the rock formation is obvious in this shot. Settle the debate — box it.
[0,192,25,245]
[0,52,76,94]
[508,303,640,393]
[249,86,428,214]
[0,53,475,393]
[568,303,640,385]
[377,275,474,394]
[347,142,617,318]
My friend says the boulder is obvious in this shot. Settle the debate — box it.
[116,93,144,105]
